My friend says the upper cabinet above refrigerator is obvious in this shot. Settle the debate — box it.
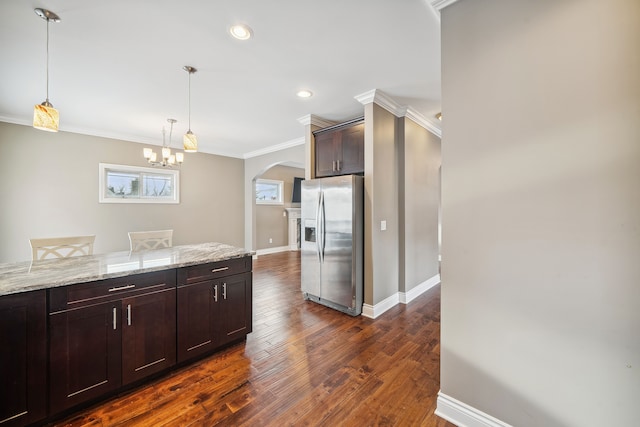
[314,118,364,178]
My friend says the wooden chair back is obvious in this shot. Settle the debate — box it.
[128,230,173,252]
[30,235,96,261]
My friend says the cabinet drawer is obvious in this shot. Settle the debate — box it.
[177,256,251,286]
[49,270,176,313]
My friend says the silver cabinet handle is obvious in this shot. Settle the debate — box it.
[211,267,229,273]
[127,304,132,326]
[332,160,336,171]
[113,307,117,330]
[223,283,227,300]
[213,284,218,302]
[336,160,341,171]
[109,284,136,292]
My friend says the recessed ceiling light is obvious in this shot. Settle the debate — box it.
[297,90,313,98]
[230,24,253,40]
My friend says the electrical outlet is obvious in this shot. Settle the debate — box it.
[380,220,387,231]
[283,211,286,217]
[269,238,273,244]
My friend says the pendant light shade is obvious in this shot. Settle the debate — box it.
[183,66,198,152]
[183,130,197,152]
[33,8,60,132]
[33,102,59,132]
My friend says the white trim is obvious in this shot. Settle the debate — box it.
[254,246,289,256]
[435,392,513,427]
[362,274,441,318]
[404,107,442,138]
[430,0,462,12]
[354,89,442,138]
[399,274,440,304]
[297,114,336,128]
[361,292,399,319]
[243,137,305,159]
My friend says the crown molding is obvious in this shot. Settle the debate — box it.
[354,89,404,116]
[354,89,442,138]
[404,107,442,138]
[297,114,336,128]
[243,137,305,159]
[430,0,462,12]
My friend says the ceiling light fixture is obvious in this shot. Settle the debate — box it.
[33,8,61,132]
[182,65,198,153]
[143,119,184,167]
[297,90,313,98]
[229,24,253,40]
[435,112,442,121]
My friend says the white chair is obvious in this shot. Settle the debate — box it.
[128,230,173,252]
[30,235,96,261]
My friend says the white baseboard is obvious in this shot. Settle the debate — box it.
[254,246,289,258]
[362,293,399,319]
[435,392,512,427]
[400,274,440,304]
[362,274,440,319]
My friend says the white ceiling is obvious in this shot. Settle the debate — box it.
[0,1,441,158]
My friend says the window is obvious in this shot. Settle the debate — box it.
[255,179,283,205]
[99,163,179,204]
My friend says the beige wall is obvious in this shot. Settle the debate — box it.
[440,0,640,426]
[255,165,304,250]
[0,122,245,263]
[398,117,441,293]
[363,103,400,306]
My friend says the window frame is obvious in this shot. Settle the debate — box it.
[99,163,180,204]
[255,178,284,205]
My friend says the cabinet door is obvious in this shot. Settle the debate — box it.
[315,131,339,177]
[0,291,46,427]
[218,272,253,346]
[177,280,217,363]
[122,289,176,385]
[338,122,364,175]
[49,301,122,414]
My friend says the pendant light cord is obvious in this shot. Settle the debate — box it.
[188,72,192,131]
[46,18,50,103]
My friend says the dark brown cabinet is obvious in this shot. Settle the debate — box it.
[177,256,252,363]
[49,301,121,413]
[314,118,364,177]
[48,270,176,413]
[0,290,46,427]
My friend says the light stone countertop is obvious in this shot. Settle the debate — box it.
[0,242,254,297]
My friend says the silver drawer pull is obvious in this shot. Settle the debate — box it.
[211,267,229,273]
[108,284,136,292]
[113,307,117,330]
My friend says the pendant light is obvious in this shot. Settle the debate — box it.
[33,8,61,132]
[182,65,198,152]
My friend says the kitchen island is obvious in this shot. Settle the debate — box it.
[0,243,253,427]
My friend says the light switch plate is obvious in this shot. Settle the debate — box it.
[381,220,387,231]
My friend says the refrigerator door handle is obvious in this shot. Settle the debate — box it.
[319,190,326,262]
[316,190,322,263]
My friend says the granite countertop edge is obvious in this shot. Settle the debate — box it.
[0,242,255,297]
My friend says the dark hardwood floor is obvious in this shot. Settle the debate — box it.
[52,251,453,427]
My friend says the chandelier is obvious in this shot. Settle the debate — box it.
[143,119,184,167]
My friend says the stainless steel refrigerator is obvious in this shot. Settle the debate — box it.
[301,174,364,316]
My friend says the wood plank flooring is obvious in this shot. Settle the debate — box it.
[51,251,453,427]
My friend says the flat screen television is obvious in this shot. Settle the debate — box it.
[291,177,303,203]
